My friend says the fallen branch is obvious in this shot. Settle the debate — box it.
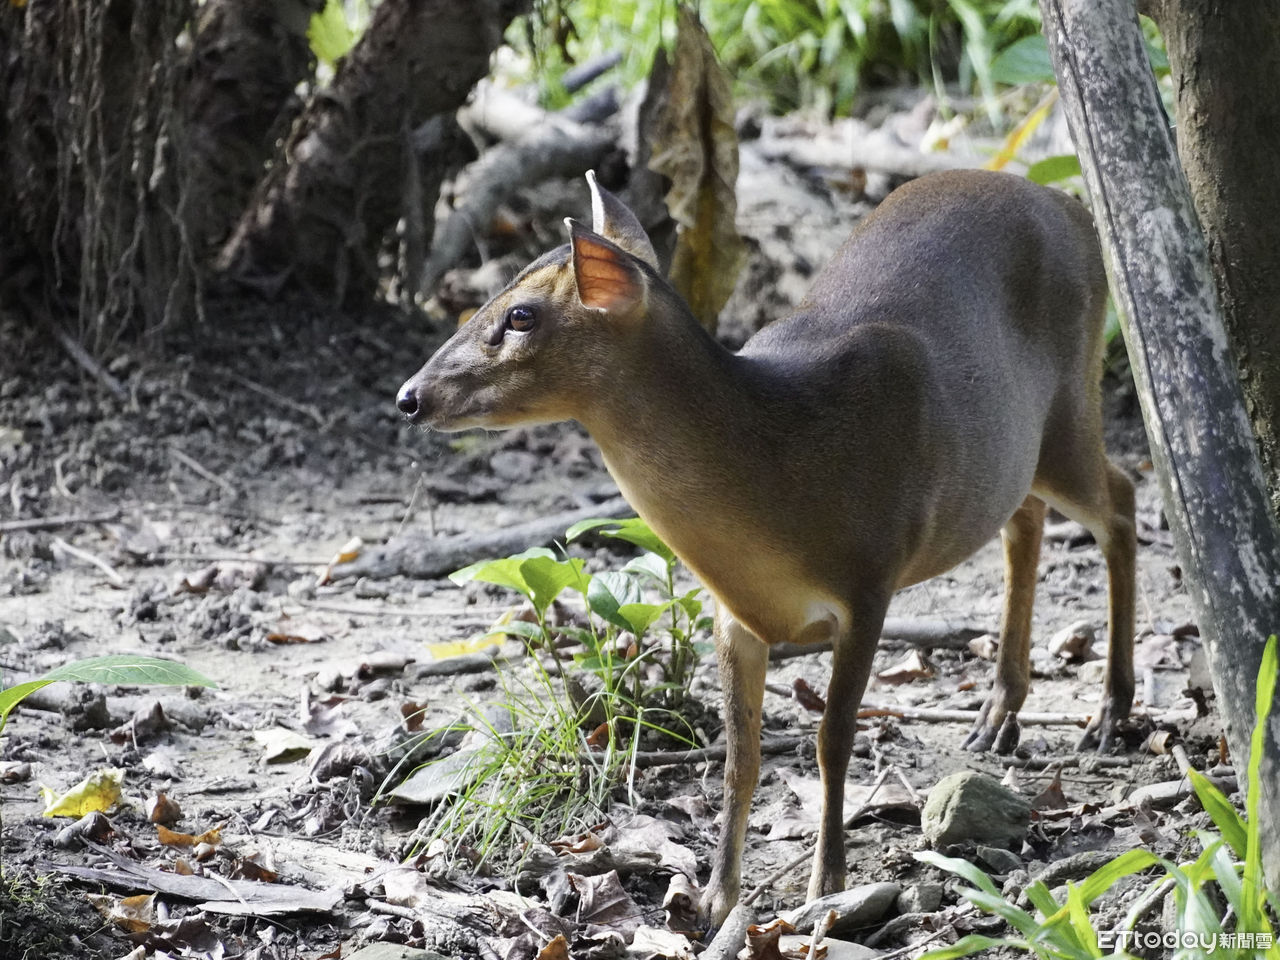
[169,446,237,497]
[54,328,127,400]
[769,617,990,659]
[43,842,341,915]
[0,511,120,534]
[419,113,615,296]
[702,903,754,960]
[629,735,807,770]
[858,701,1090,727]
[329,496,632,581]
[753,118,981,179]
[50,536,125,587]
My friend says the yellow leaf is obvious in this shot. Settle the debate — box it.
[427,634,505,659]
[40,767,124,817]
[986,88,1059,171]
[647,5,747,332]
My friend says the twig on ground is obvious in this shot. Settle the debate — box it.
[328,496,632,581]
[0,512,120,534]
[628,735,808,770]
[214,367,327,427]
[146,553,325,566]
[419,114,615,296]
[169,446,237,497]
[50,536,125,586]
[53,327,127,399]
[858,702,1092,727]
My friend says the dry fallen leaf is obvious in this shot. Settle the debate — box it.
[146,791,183,825]
[662,873,700,935]
[40,767,125,818]
[1146,729,1174,755]
[89,892,157,934]
[266,619,330,644]
[538,934,571,960]
[875,650,935,684]
[253,727,316,764]
[316,536,363,586]
[746,917,798,960]
[1048,620,1097,661]
[792,676,826,714]
[647,5,746,332]
[158,823,222,848]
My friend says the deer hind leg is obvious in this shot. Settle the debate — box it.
[1035,434,1137,751]
[700,610,767,929]
[964,494,1046,754]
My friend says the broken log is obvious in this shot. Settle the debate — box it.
[329,496,631,581]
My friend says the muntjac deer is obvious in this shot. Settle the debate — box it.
[397,169,1136,927]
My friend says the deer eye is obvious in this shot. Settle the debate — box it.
[505,305,537,332]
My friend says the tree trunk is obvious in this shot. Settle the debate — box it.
[1039,0,1280,886]
[216,0,531,305]
[184,0,325,258]
[3,0,194,351]
[1141,0,1280,521]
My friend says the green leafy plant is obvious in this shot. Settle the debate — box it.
[512,0,1043,116]
[400,517,710,857]
[917,634,1280,960]
[0,654,216,736]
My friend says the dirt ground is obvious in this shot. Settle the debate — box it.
[0,173,1220,960]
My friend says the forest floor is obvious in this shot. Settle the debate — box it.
[0,166,1224,960]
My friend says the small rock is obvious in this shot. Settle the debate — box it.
[354,577,389,599]
[489,450,539,482]
[287,576,316,600]
[1048,621,1096,661]
[976,845,1023,874]
[921,771,1030,849]
[1078,659,1107,685]
[895,881,943,915]
[783,881,901,936]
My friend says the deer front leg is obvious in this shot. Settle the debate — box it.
[808,591,888,901]
[701,610,768,929]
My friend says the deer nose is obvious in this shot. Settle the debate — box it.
[396,383,421,420]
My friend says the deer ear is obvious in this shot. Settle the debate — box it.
[567,219,647,315]
[586,170,660,270]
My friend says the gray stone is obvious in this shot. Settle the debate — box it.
[784,882,901,936]
[921,771,1030,849]
[346,946,450,960]
[895,881,943,915]
[976,845,1023,874]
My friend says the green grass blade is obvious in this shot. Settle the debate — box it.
[914,850,1003,897]
[1065,882,1101,958]
[1188,768,1247,858]
[1243,635,1278,934]
[917,934,1025,960]
[1076,848,1164,903]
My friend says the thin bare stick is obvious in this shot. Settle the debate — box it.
[146,553,326,566]
[0,512,120,534]
[628,736,807,770]
[54,327,127,399]
[214,367,327,427]
[169,447,237,497]
[741,767,894,908]
[858,701,1092,726]
[50,536,125,586]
